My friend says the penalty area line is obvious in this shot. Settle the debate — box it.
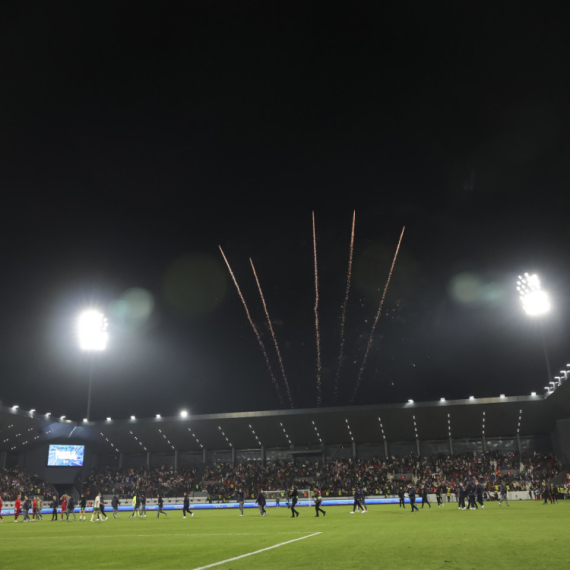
[192,532,322,570]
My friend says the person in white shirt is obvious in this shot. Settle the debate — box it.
[90,493,104,522]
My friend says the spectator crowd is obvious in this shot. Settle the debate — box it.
[0,468,53,500]
[199,451,564,501]
[83,465,197,499]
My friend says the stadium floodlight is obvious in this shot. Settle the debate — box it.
[83,418,88,422]
[12,405,18,409]
[60,416,66,420]
[131,415,136,420]
[516,273,550,316]
[408,399,414,404]
[46,412,51,417]
[531,392,537,396]
[440,398,445,402]
[500,394,506,398]
[180,410,188,418]
[156,414,161,418]
[78,310,108,351]
[78,309,108,422]
[30,409,35,413]
[517,274,553,387]
[469,396,475,400]
[106,417,111,421]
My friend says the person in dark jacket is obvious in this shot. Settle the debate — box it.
[288,486,300,518]
[421,485,431,509]
[23,496,31,522]
[475,480,485,510]
[499,482,509,507]
[51,496,59,521]
[182,492,193,518]
[256,490,267,516]
[398,486,406,509]
[66,496,76,521]
[157,494,167,518]
[237,488,245,516]
[140,493,147,517]
[436,484,444,508]
[408,486,419,512]
[466,481,477,510]
[112,495,120,518]
[458,483,466,510]
[100,495,108,520]
[351,487,365,514]
[79,494,86,521]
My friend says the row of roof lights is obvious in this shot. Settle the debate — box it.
[482,411,486,435]
[413,415,418,438]
[218,426,233,447]
[311,420,322,443]
[448,414,451,438]
[158,429,175,450]
[279,423,292,445]
[248,424,262,446]
[187,427,203,448]
[378,417,386,440]
[517,410,522,434]
[345,419,353,442]
[129,430,147,452]
[100,432,119,453]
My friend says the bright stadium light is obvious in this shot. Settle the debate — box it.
[517,273,550,316]
[180,410,188,418]
[531,392,536,396]
[106,417,112,421]
[78,310,109,351]
[440,398,446,402]
[77,309,109,422]
[517,273,553,387]
[131,415,136,420]
[12,405,18,409]
[156,414,161,418]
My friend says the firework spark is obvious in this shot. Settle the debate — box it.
[350,226,405,403]
[333,210,356,401]
[250,257,294,409]
[313,211,322,407]
[219,246,284,406]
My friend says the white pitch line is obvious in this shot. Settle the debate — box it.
[191,532,322,570]
[6,531,311,540]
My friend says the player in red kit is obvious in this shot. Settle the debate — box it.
[0,494,3,522]
[14,495,21,522]
[61,495,67,520]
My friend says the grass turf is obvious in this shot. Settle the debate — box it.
[1,501,569,569]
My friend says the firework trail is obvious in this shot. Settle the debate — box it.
[350,226,406,403]
[250,257,294,409]
[312,211,322,407]
[333,210,356,401]
[219,246,284,406]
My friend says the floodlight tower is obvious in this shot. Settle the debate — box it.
[78,310,108,421]
[516,273,552,387]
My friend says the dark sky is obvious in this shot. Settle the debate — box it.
[1,2,570,421]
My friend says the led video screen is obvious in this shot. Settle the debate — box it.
[47,445,85,467]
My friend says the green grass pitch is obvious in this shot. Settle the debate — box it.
[2,501,569,569]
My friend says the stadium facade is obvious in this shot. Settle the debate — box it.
[1,381,570,486]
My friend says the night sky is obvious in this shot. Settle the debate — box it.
[1,3,570,421]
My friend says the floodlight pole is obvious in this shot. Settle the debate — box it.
[86,357,94,422]
[538,320,552,385]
